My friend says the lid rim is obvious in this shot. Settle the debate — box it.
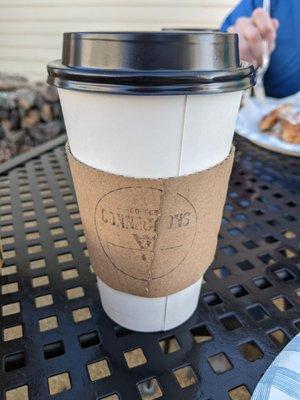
[47,59,255,95]
[47,31,255,94]
[47,72,255,95]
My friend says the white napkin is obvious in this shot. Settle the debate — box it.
[252,334,300,399]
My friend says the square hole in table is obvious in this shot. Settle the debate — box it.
[58,252,73,263]
[3,249,16,259]
[54,239,69,249]
[207,353,232,374]
[45,206,58,214]
[228,385,251,400]
[79,235,86,243]
[62,268,78,280]
[66,203,77,211]
[274,268,295,282]
[50,227,64,236]
[114,325,133,338]
[286,201,296,208]
[272,296,293,312]
[173,365,198,388]
[32,275,49,288]
[283,230,296,239]
[24,220,37,228]
[213,266,231,278]
[230,285,249,298]
[44,341,65,360]
[202,292,223,306]
[4,351,26,372]
[0,204,12,212]
[124,347,147,368]
[137,378,162,400]
[72,307,91,323]
[0,213,13,223]
[247,304,270,321]
[1,236,14,245]
[243,240,258,250]
[42,198,53,206]
[63,194,74,201]
[1,265,17,276]
[66,286,85,300]
[221,245,237,255]
[87,359,111,381]
[159,335,181,354]
[220,314,242,331]
[1,224,13,233]
[23,210,35,218]
[294,320,300,331]
[253,277,272,290]
[267,218,281,226]
[22,201,33,208]
[237,260,254,271]
[79,330,101,349]
[190,325,213,344]
[1,281,19,295]
[268,329,290,349]
[279,247,297,259]
[228,228,242,237]
[239,341,263,362]
[48,216,60,224]
[234,212,248,221]
[48,372,71,395]
[3,324,23,341]
[39,316,58,332]
[2,301,21,316]
[74,222,83,231]
[264,235,278,244]
[5,385,29,400]
[258,253,276,265]
[35,294,54,308]
[26,231,40,241]
[30,258,46,270]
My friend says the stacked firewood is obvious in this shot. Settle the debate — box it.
[0,75,65,163]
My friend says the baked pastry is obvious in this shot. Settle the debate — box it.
[259,104,293,131]
[281,113,300,144]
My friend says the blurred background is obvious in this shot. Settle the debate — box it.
[0,0,235,162]
[0,0,235,81]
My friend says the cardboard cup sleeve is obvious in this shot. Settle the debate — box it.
[67,143,235,298]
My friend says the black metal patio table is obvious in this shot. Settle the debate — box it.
[0,134,299,400]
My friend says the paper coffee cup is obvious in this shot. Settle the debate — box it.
[48,32,255,332]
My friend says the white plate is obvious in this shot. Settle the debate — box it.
[235,92,300,157]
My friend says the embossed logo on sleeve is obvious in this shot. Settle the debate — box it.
[95,186,197,281]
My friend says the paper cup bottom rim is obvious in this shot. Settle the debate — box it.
[97,277,202,332]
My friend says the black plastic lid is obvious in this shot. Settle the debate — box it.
[47,31,255,95]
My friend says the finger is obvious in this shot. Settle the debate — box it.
[272,18,280,30]
[252,8,277,42]
[229,25,259,68]
[235,19,263,61]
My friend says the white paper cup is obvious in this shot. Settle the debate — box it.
[59,90,242,178]
[48,31,254,332]
[59,89,242,331]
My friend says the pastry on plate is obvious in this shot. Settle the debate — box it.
[259,104,300,144]
[281,113,300,144]
[259,104,293,131]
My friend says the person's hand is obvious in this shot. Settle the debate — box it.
[228,8,279,69]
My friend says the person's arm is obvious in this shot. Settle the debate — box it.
[221,0,279,69]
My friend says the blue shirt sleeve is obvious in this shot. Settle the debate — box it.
[221,0,263,31]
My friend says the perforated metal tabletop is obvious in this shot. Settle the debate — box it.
[0,135,299,400]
